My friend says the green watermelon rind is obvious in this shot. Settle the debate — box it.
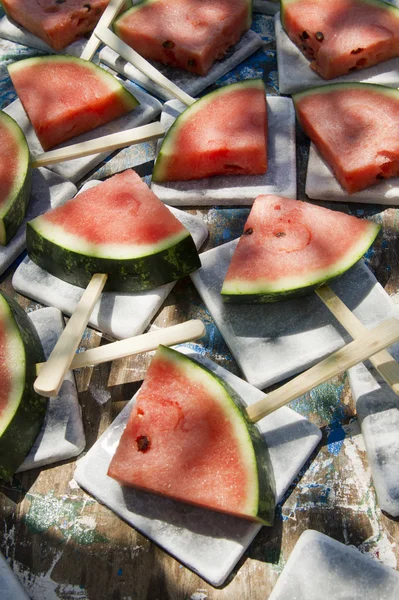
[152,79,265,183]
[221,221,381,303]
[8,54,140,120]
[26,221,201,292]
[280,0,399,29]
[114,0,253,39]
[154,345,275,525]
[0,112,32,246]
[0,293,47,481]
[293,81,399,105]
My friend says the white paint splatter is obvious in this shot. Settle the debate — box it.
[190,590,208,600]
[91,385,111,406]
[74,516,96,530]
[68,479,80,490]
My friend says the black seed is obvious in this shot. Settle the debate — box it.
[244,228,253,235]
[351,47,363,54]
[55,0,66,4]
[275,231,286,238]
[376,173,385,180]
[315,31,324,42]
[163,40,175,49]
[188,59,196,66]
[301,30,309,39]
[301,44,307,50]
[137,435,150,452]
[84,3,91,10]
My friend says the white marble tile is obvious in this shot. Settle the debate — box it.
[4,81,162,183]
[99,30,264,102]
[268,530,399,599]
[0,168,76,278]
[12,181,208,339]
[191,239,398,389]
[150,96,296,205]
[0,552,30,600]
[306,143,399,205]
[18,307,85,472]
[348,352,399,517]
[74,348,321,587]
[274,12,399,95]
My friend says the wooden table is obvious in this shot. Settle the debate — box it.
[1,11,399,600]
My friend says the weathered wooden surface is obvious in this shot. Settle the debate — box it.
[1,11,399,600]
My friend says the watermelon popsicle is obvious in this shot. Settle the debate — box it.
[27,170,202,397]
[107,319,399,523]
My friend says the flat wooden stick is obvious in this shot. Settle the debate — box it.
[80,0,127,61]
[31,122,165,168]
[246,317,399,423]
[96,26,196,107]
[34,273,108,398]
[316,285,399,396]
[36,319,206,372]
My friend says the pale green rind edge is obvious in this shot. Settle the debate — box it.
[152,79,265,182]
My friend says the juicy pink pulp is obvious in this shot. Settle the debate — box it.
[0,121,20,211]
[41,170,186,246]
[283,0,399,79]
[108,353,252,515]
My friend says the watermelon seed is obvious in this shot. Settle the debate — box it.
[376,174,385,180]
[84,3,91,10]
[301,31,309,40]
[315,32,324,42]
[55,0,66,3]
[136,435,150,452]
[163,40,175,49]
[244,228,253,235]
[275,232,286,238]
[351,48,363,55]
[188,59,197,67]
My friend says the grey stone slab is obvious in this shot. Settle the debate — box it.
[18,307,85,472]
[306,143,399,205]
[12,181,208,339]
[348,345,399,517]
[0,14,88,55]
[74,347,321,587]
[275,12,399,95]
[0,168,76,278]
[150,96,296,206]
[190,239,398,390]
[254,0,279,14]
[0,552,30,600]
[99,30,263,102]
[268,530,399,600]
[4,81,162,183]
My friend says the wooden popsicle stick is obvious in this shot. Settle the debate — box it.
[34,273,108,398]
[316,285,399,396]
[96,26,196,107]
[36,319,206,372]
[80,0,127,61]
[246,317,399,423]
[31,122,165,168]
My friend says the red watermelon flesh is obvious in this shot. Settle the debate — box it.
[113,0,252,76]
[281,0,399,79]
[107,345,275,524]
[221,194,380,302]
[294,83,399,194]
[8,55,139,151]
[0,118,23,211]
[1,0,110,51]
[152,80,267,182]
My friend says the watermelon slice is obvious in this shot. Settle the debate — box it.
[107,345,275,524]
[293,83,399,194]
[0,292,46,481]
[8,55,139,151]
[280,0,399,79]
[0,111,31,246]
[113,0,252,76]
[152,80,268,183]
[1,0,113,51]
[26,169,201,292]
[221,194,380,302]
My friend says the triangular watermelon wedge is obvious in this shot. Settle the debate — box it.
[281,0,399,79]
[8,55,139,151]
[0,292,46,480]
[26,169,201,292]
[293,83,399,194]
[152,79,268,182]
[221,194,380,302]
[0,111,31,246]
[107,345,276,525]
